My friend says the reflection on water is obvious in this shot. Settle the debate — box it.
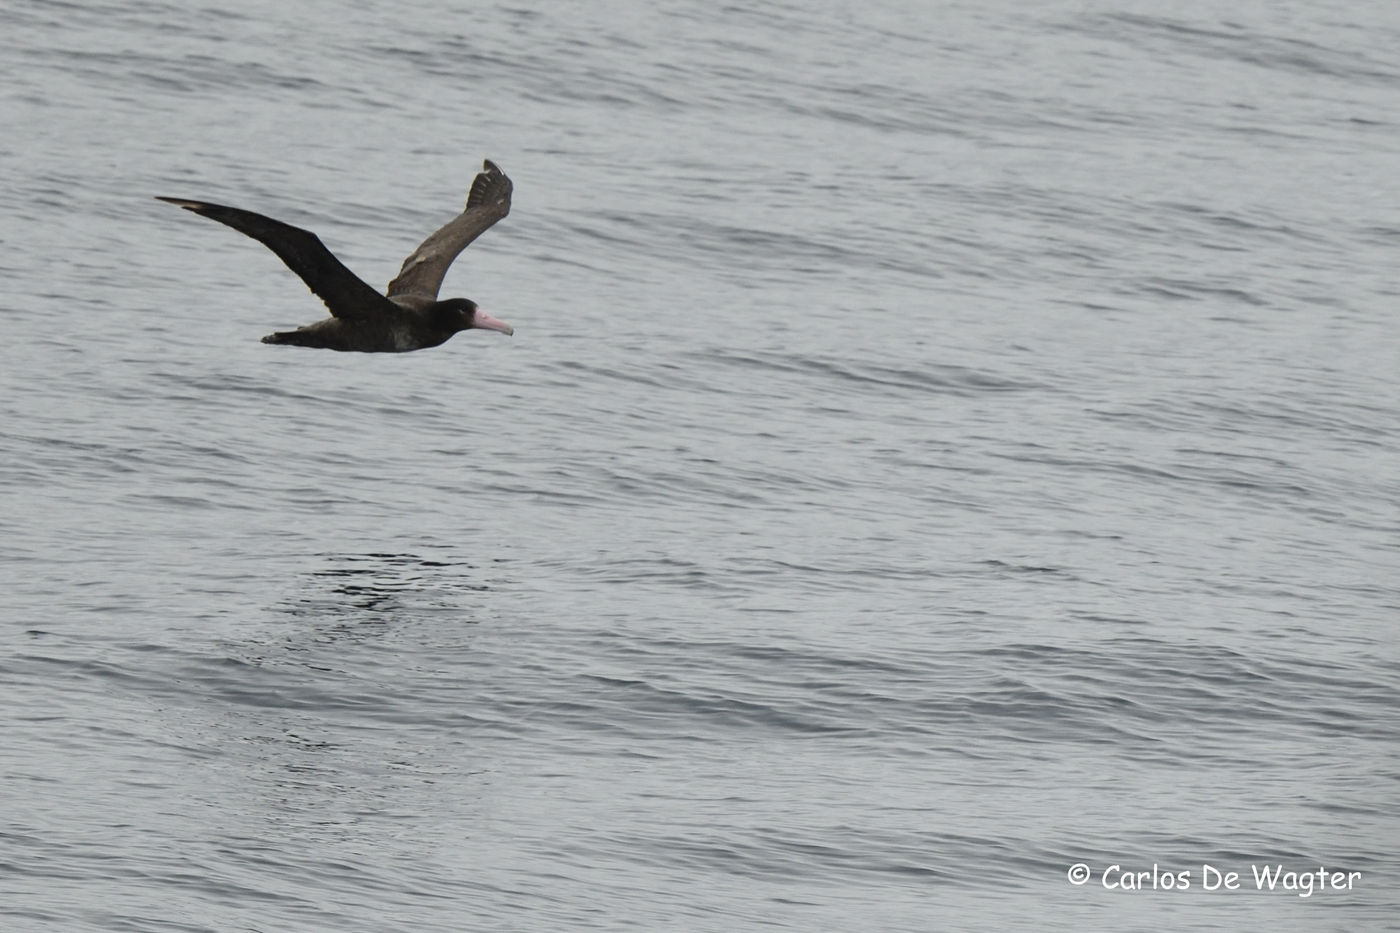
[283,552,492,617]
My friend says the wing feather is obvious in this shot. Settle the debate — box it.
[156,198,394,320]
[386,159,512,300]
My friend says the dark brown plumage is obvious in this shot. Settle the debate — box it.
[157,160,515,352]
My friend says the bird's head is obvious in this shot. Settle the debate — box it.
[435,298,514,336]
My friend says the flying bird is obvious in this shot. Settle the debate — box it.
[157,159,515,352]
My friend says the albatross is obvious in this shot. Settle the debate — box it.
[157,159,515,352]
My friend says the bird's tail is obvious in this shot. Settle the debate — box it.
[261,329,322,348]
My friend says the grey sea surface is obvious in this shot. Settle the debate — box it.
[3,1,1398,930]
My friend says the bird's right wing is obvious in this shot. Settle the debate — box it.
[386,159,512,301]
[156,198,395,320]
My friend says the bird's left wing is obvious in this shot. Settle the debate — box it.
[156,198,396,320]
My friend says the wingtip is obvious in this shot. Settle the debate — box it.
[465,160,512,211]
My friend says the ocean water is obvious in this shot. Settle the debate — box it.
[2,0,1398,930]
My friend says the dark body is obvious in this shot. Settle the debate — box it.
[157,160,515,352]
